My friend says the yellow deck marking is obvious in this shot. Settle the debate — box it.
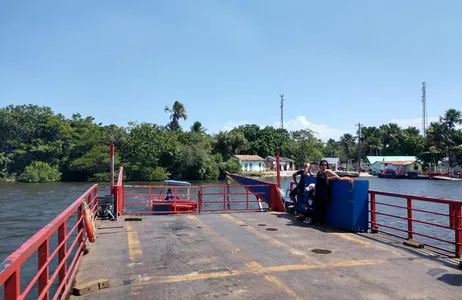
[264,275,302,300]
[188,215,302,299]
[133,259,386,285]
[246,261,302,300]
[329,232,370,245]
[126,222,143,295]
[220,214,312,261]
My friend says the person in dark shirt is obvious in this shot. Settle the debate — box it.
[289,163,313,201]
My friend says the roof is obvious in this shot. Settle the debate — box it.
[367,156,417,164]
[377,161,416,166]
[322,157,340,164]
[265,156,295,162]
[162,180,192,186]
[234,155,264,161]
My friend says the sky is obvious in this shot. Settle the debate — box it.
[1,0,461,141]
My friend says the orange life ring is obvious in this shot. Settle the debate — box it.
[83,204,96,243]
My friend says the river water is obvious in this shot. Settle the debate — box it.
[1,176,462,297]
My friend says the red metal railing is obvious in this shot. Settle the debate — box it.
[120,184,270,215]
[113,167,124,216]
[0,185,99,300]
[369,190,462,258]
[199,184,269,213]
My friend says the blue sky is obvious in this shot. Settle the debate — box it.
[1,0,461,140]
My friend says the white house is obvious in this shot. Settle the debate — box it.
[437,158,462,173]
[234,155,265,172]
[264,156,295,171]
[322,157,340,171]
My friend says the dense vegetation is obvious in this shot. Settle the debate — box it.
[0,103,461,182]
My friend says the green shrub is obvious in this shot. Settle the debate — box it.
[19,161,62,183]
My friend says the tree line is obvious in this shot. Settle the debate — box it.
[0,102,460,182]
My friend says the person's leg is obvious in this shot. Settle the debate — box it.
[289,186,298,201]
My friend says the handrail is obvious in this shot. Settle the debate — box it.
[113,167,124,216]
[0,184,99,300]
[369,189,462,258]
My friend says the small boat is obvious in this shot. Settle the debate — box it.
[152,180,198,213]
[335,171,359,178]
[377,169,406,179]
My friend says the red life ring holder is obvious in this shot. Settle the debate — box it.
[83,201,97,243]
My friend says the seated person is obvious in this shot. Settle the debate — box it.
[289,163,313,201]
[164,188,174,202]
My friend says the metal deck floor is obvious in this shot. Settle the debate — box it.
[71,212,462,300]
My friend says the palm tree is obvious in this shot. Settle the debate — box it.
[191,121,206,134]
[339,133,356,167]
[165,101,187,131]
[440,109,462,131]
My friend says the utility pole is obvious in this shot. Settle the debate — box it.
[357,123,361,175]
[422,81,427,136]
[280,94,284,129]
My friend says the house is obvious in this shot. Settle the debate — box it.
[367,156,423,174]
[234,155,265,172]
[322,157,340,171]
[367,156,418,165]
[264,156,295,171]
[436,158,462,173]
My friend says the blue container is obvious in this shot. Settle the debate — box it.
[326,179,369,232]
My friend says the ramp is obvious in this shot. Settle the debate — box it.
[225,172,286,212]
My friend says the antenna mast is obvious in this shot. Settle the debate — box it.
[422,81,427,136]
[280,94,284,129]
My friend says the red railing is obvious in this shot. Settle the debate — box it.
[113,167,124,216]
[199,184,269,212]
[123,185,200,215]
[369,190,462,258]
[120,184,271,215]
[0,185,99,300]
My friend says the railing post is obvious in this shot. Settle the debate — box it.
[58,222,67,293]
[455,204,462,258]
[38,239,49,300]
[198,188,202,214]
[4,270,20,300]
[223,186,226,210]
[406,197,413,240]
[370,192,378,233]
[246,188,249,210]
[78,203,84,243]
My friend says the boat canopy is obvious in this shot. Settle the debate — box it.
[162,180,192,186]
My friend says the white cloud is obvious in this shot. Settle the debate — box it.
[388,116,439,129]
[221,120,249,131]
[273,116,348,141]
[219,115,447,142]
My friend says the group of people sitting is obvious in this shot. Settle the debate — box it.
[289,160,354,226]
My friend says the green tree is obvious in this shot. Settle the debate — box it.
[165,101,187,131]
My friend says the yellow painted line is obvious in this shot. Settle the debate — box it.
[264,275,302,300]
[247,261,302,300]
[220,214,311,260]
[188,215,302,299]
[133,259,386,285]
[127,222,143,261]
[126,222,143,295]
[329,232,370,245]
